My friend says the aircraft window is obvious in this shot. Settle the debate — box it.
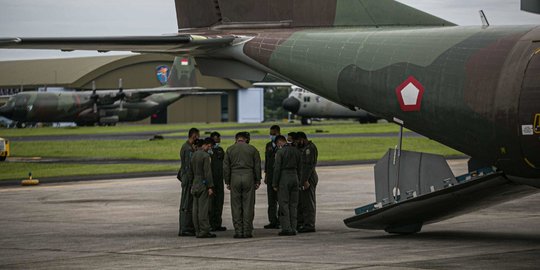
[304,97,311,102]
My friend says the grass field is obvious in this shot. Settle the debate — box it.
[171,122,409,137]
[0,122,279,137]
[0,121,407,138]
[1,122,463,181]
[9,137,461,162]
[0,163,177,181]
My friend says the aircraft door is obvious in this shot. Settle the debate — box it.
[519,47,540,169]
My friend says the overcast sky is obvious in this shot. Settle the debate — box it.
[0,0,538,60]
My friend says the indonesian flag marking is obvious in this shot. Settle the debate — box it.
[180,58,189,66]
[396,76,425,112]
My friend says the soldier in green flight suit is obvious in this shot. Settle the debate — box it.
[224,132,262,238]
[178,127,199,237]
[188,137,216,238]
[296,132,318,233]
[209,131,227,232]
[272,135,301,236]
[264,125,281,229]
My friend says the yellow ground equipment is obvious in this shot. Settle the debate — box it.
[21,172,39,186]
[0,137,9,161]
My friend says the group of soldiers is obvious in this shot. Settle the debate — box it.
[176,125,318,238]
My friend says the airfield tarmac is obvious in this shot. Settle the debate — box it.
[1,160,539,269]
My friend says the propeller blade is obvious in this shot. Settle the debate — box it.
[117,78,125,111]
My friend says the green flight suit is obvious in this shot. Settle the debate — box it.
[188,150,214,237]
[264,141,279,226]
[178,141,195,234]
[272,144,301,233]
[209,145,225,229]
[298,141,319,229]
[224,142,262,237]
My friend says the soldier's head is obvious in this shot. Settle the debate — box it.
[269,125,281,142]
[274,135,287,148]
[188,127,200,143]
[194,138,204,150]
[235,132,248,144]
[297,132,308,147]
[211,131,221,145]
[287,132,298,146]
[201,137,214,152]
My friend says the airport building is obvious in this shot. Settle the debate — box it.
[0,54,262,124]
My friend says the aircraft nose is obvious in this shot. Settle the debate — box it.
[0,105,12,118]
[282,97,301,114]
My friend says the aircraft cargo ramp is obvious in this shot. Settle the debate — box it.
[344,149,538,234]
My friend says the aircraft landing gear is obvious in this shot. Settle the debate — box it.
[301,117,312,125]
[15,122,27,128]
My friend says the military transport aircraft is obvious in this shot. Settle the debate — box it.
[0,86,211,127]
[0,57,221,127]
[255,82,379,125]
[1,0,539,234]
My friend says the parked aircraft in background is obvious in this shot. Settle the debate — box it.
[0,57,221,127]
[0,85,217,127]
[255,82,379,125]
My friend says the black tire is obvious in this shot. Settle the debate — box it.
[301,118,312,125]
[16,122,26,128]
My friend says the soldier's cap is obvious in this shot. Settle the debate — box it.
[203,137,215,146]
[194,139,204,147]
[210,131,221,138]
[236,131,250,140]
[297,132,308,140]
[274,135,286,143]
[288,132,299,140]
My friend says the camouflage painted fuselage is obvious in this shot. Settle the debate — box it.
[0,91,182,124]
[234,25,540,182]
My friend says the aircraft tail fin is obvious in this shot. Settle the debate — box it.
[175,0,455,30]
[167,56,197,87]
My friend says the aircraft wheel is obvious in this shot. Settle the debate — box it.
[301,118,312,125]
[16,122,26,128]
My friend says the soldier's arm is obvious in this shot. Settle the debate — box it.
[254,149,262,183]
[272,150,282,189]
[204,155,214,188]
[313,144,319,165]
[264,143,269,173]
[180,146,190,175]
[296,150,302,180]
[186,156,194,183]
[223,150,231,186]
[301,147,316,183]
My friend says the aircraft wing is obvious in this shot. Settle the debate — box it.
[91,87,220,103]
[0,35,235,53]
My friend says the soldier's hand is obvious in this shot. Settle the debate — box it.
[226,185,231,190]
[273,187,278,192]
[208,188,214,196]
[264,175,268,185]
[303,181,311,190]
[255,182,261,190]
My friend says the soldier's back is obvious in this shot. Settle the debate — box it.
[227,143,259,169]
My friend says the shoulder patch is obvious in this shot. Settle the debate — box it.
[305,149,311,155]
